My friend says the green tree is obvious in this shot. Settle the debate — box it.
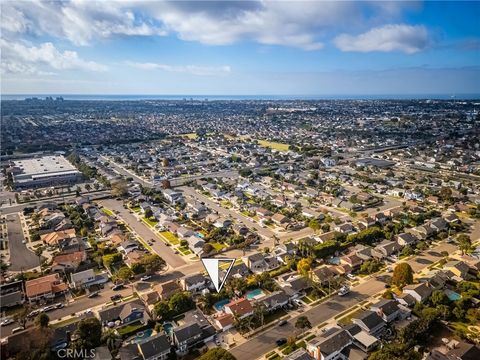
[401,245,414,257]
[144,208,153,219]
[141,254,166,274]
[295,316,312,330]
[457,234,472,255]
[430,290,448,307]
[297,258,312,277]
[35,313,50,328]
[74,318,102,349]
[392,263,413,288]
[168,292,195,314]
[198,348,236,360]
[14,304,31,328]
[116,266,133,281]
[308,219,321,231]
[102,328,121,352]
[154,301,172,321]
[111,180,128,197]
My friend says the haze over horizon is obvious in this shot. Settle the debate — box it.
[1,1,479,95]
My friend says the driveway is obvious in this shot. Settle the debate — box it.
[6,213,39,271]
[98,198,186,268]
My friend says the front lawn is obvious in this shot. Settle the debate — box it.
[159,231,180,245]
[101,208,114,216]
[143,217,158,227]
[210,242,226,251]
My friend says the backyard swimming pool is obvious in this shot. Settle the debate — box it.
[213,299,231,312]
[163,322,174,336]
[246,288,265,300]
[132,329,153,343]
[445,289,462,301]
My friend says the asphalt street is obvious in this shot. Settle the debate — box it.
[6,214,39,271]
[98,198,187,269]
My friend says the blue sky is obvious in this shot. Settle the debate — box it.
[1,1,479,96]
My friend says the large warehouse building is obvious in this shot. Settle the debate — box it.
[11,155,82,189]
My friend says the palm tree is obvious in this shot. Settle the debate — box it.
[34,247,43,274]
[102,329,121,351]
[253,303,267,328]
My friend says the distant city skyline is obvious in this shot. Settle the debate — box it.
[1,1,479,95]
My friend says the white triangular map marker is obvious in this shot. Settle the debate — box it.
[201,258,235,293]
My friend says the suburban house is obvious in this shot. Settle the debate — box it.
[352,310,386,336]
[396,233,418,247]
[334,223,354,234]
[180,274,208,292]
[272,213,289,226]
[185,235,205,256]
[154,281,181,300]
[25,273,68,303]
[443,261,470,280]
[213,313,234,332]
[340,254,363,270]
[51,250,86,273]
[40,228,76,246]
[163,189,184,204]
[172,322,203,354]
[306,327,353,360]
[370,299,400,323]
[118,240,139,254]
[372,240,402,259]
[137,334,171,360]
[311,266,337,285]
[278,274,310,298]
[224,298,254,319]
[260,290,290,311]
[213,217,232,229]
[242,253,268,273]
[284,349,315,360]
[402,282,433,303]
[98,300,150,327]
[70,269,108,289]
[176,227,194,240]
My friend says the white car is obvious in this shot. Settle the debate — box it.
[347,274,356,280]
[0,318,14,326]
[140,275,152,281]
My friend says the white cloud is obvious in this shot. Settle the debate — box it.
[0,39,108,75]
[126,61,231,76]
[0,0,166,46]
[0,1,416,50]
[334,24,429,54]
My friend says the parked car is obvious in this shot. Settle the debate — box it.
[0,318,14,326]
[112,284,124,291]
[88,291,100,298]
[338,286,350,296]
[347,274,356,280]
[110,294,122,301]
[43,305,56,312]
[276,338,287,346]
[278,320,288,326]
[11,327,25,334]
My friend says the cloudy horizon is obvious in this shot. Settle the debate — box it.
[1,1,479,95]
